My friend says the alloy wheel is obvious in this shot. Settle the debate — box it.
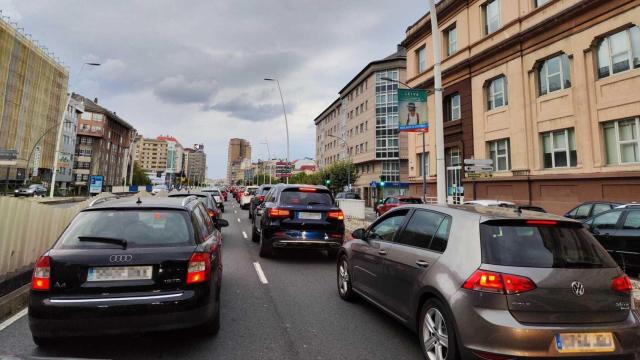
[338,260,349,295]
[423,307,449,360]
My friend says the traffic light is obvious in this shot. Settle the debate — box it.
[380,181,385,187]
[325,179,331,185]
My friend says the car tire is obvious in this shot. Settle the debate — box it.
[418,298,459,360]
[252,224,260,243]
[337,256,356,301]
[32,336,56,347]
[248,211,253,220]
[259,232,273,258]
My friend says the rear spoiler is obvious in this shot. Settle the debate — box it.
[481,218,583,228]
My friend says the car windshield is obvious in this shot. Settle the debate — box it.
[480,221,617,268]
[55,210,194,249]
[280,189,333,206]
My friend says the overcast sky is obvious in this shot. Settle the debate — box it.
[1,0,426,179]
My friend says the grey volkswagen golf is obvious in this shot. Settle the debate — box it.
[337,205,640,359]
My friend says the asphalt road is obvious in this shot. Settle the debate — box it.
[0,200,423,360]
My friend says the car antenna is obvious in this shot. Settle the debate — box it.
[136,197,142,204]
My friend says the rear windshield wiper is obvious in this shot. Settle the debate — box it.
[306,201,329,206]
[563,260,603,268]
[78,236,128,249]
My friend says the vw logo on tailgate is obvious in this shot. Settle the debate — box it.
[109,254,133,263]
[571,281,585,296]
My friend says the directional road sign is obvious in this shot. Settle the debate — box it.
[464,165,494,173]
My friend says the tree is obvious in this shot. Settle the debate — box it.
[288,172,317,185]
[132,161,151,185]
[315,160,358,194]
[252,173,280,185]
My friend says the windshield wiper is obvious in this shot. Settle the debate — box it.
[78,236,128,249]
[563,260,603,268]
[306,201,329,206]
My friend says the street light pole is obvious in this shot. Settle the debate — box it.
[49,62,100,197]
[381,77,428,203]
[261,141,272,184]
[427,0,446,205]
[264,78,290,184]
[327,134,350,191]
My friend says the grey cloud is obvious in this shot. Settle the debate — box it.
[210,98,292,122]
[153,75,217,105]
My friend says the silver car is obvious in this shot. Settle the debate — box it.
[337,205,640,359]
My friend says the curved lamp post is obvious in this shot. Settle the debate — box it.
[264,78,290,183]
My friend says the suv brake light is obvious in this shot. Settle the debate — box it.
[327,210,344,220]
[268,208,291,218]
[612,274,633,293]
[32,256,51,291]
[463,269,536,295]
[187,252,210,285]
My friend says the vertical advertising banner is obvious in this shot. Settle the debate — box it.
[398,89,428,132]
[89,175,104,194]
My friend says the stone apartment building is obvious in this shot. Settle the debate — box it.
[135,137,168,175]
[315,47,407,206]
[401,0,640,213]
[227,138,251,184]
[72,95,136,188]
[55,98,83,190]
[185,144,206,185]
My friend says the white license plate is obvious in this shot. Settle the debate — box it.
[87,266,153,282]
[298,212,322,220]
[555,332,615,353]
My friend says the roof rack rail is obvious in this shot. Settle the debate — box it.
[181,195,200,206]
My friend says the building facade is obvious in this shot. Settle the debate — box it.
[72,95,135,188]
[226,138,252,184]
[135,137,168,174]
[0,17,69,184]
[185,144,206,185]
[402,0,640,214]
[314,47,408,206]
[55,98,83,190]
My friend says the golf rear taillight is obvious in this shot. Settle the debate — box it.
[187,252,210,285]
[612,274,633,294]
[32,256,51,291]
[463,270,536,295]
[327,210,344,221]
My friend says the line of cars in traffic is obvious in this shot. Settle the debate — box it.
[26,184,640,358]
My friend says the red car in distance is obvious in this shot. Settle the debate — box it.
[375,196,423,216]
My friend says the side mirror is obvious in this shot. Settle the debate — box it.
[216,219,229,228]
[351,228,366,240]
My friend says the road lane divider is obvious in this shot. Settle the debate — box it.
[253,262,269,284]
[242,231,248,239]
[237,218,241,223]
[0,308,27,332]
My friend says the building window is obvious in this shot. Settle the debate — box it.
[538,54,571,96]
[542,128,577,168]
[486,76,507,110]
[381,161,400,182]
[604,117,640,165]
[535,0,550,7]
[445,25,457,56]
[488,139,511,171]
[444,92,461,121]
[417,152,429,177]
[482,0,501,35]
[82,111,92,120]
[597,26,640,79]
[417,46,426,73]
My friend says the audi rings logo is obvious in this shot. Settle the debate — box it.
[571,281,585,297]
[109,255,133,263]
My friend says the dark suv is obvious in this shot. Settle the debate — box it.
[28,195,228,346]
[249,184,272,220]
[252,184,344,258]
[338,205,638,359]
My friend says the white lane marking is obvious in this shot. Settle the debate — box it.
[0,308,27,332]
[242,231,248,239]
[237,218,241,223]
[253,262,269,284]
[234,210,237,214]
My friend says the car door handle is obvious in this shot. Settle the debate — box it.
[378,249,387,256]
[415,260,430,268]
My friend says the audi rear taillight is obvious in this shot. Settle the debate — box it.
[327,210,344,221]
[612,274,633,294]
[187,252,210,285]
[268,208,291,218]
[208,209,217,218]
[463,270,536,295]
[32,256,51,291]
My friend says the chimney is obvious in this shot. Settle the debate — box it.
[94,97,98,104]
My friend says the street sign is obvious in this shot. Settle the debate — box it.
[89,175,104,194]
[0,149,18,161]
[466,172,493,179]
[0,160,17,166]
[275,162,292,177]
[464,158,493,166]
[464,165,494,173]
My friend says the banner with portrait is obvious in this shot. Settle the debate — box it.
[398,89,428,132]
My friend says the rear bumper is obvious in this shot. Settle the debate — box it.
[453,293,640,358]
[264,229,344,250]
[28,287,215,337]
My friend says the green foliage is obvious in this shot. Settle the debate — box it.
[251,173,281,185]
[287,172,317,185]
[312,160,358,193]
[132,161,152,186]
